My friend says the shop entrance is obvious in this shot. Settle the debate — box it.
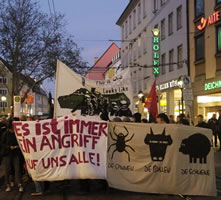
[197,93,221,121]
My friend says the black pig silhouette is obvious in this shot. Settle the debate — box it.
[144,128,172,161]
[179,133,211,164]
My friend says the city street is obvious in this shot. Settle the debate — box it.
[1,150,221,200]
[1,0,221,199]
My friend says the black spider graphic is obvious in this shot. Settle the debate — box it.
[108,125,135,162]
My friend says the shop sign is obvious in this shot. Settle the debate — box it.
[158,79,181,91]
[197,11,220,31]
[205,80,221,91]
[152,28,160,75]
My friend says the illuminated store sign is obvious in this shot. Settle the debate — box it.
[152,28,160,75]
[197,11,220,31]
[157,79,181,91]
[205,80,221,91]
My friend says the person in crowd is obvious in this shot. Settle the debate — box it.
[1,120,23,192]
[156,113,170,124]
[141,118,148,123]
[176,114,190,125]
[0,117,8,165]
[196,115,209,128]
[186,113,194,125]
[169,115,175,124]
[217,110,221,151]
[133,113,141,123]
[122,117,131,122]
[26,116,46,196]
[19,115,27,121]
[208,113,218,147]
[112,117,122,122]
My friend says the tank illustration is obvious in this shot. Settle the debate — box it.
[58,88,132,118]
[144,128,173,162]
[179,133,211,164]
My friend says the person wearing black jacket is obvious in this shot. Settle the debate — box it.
[217,110,221,151]
[196,115,209,128]
[208,114,218,147]
[1,120,23,192]
[0,118,8,165]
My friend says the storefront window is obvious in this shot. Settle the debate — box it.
[160,92,167,113]
[174,89,185,116]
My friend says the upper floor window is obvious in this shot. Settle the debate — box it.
[143,0,146,18]
[177,5,182,30]
[169,49,174,72]
[121,25,124,40]
[161,53,166,74]
[138,34,141,57]
[177,45,183,68]
[153,0,158,12]
[0,101,7,108]
[133,9,136,30]
[161,19,166,40]
[0,77,7,85]
[129,15,132,34]
[143,28,147,54]
[195,0,204,19]
[125,21,128,38]
[0,88,8,95]
[216,0,221,5]
[195,34,204,61]
[129,51,132,64]
[138,3,141,24]
[161,0,166,6]
[217,26,221,53]
[168,12,173,36]
[133,48,137,61]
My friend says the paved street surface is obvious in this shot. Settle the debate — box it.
[1,150,221,200]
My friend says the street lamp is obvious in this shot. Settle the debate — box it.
[138,90,144,99]
[1,96,7,113]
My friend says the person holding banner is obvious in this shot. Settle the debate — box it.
[156,113,170,124]
[1,120,23,192]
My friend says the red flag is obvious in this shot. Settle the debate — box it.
[144,79,158,119]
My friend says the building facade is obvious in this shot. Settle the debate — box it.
[117,0,189,118]
[20,83,49,117]
[0,59,13,117]
[151,0,189,118]
[189,0,221,121]
[105,51,121,80]
[0,57,50,118]
[86,43,120,80]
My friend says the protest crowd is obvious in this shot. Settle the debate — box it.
[0,110,219,196]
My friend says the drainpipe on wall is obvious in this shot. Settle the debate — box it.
[186,0,190,76]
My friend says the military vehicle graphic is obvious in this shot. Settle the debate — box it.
[58,88,132,118]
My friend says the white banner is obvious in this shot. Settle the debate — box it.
[13,115,108,181]
[107,123,216,196]
[54,60,133,120]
